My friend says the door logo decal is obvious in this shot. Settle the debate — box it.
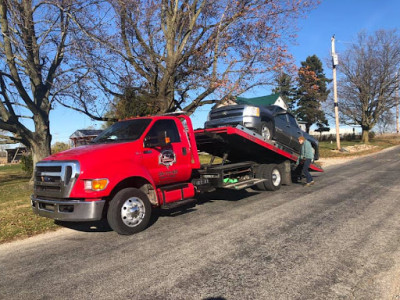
[159,149,176,167]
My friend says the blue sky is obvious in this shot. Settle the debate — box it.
[50,0,400,143]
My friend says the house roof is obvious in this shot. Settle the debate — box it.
[70,129,103,139]
[236,93,281,107]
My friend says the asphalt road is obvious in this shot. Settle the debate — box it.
[1,146,400,300]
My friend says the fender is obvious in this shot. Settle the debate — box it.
[69,162,156,199]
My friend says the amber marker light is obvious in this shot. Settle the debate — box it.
[84,179,109,191]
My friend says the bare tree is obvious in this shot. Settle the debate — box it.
[0,129,13,144]
[70,0,318,117]
[337,30,400,143]
[376,109,395,134]
[0,0,94,167]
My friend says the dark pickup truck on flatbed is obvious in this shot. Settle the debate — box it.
[205,104,319,160]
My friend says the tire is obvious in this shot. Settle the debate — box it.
[255,164,282,191]
[255,164,268,190]
[260,121,272,140]
[107,188,152,235]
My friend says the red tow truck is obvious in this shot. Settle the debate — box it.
[31,114,323,235]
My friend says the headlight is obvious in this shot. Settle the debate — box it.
[84,178,109,191]
[243,106,260,117]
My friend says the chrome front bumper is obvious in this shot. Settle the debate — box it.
[204,116,261,131]
[31,196,105,221]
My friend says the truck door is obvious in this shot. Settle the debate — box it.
[141,119,192,186]
[288,115,302,153]
[274,113,292,147]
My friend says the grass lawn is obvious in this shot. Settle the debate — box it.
[199,154,223,164]
[319,134,400,158]
[0,164,59,244]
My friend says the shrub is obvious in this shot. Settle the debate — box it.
[20,154,33,175]
[368,131,376,140]
[52,142,70,154]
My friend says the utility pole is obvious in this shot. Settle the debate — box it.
[396,71,399,134]
[331,35,341,150]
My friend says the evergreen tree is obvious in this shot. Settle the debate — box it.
[272,72,297,111]
[295,55,331,132]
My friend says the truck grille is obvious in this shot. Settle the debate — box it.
[34,161,80,198]
[208,105,245,120]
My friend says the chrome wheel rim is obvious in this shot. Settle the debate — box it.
[121,197,146,227]
[261,126,271,139]
[271,169,281,186]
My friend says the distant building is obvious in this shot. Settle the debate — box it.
[310,127,359,136]
[4,147,28,163]
[0,150,6,164]
[70,129,103,147]
[236,93,288,110]
[213,93,289,110]
[297,121,307,132]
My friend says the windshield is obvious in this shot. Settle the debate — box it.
[92,118,152,144]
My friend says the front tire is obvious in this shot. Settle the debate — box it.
[107,188,152,235]
[260,121,272,140]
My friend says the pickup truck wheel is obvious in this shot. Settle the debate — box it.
[107,188,152,235]
[255,164,282,191]
[260,122,272,140]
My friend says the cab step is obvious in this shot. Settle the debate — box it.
[161,198,197,210]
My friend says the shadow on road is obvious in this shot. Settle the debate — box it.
[159,188,260,218]
[55,209,161,233]
[53,188,263,233]
[197,188,259,204]
[55,219,113,232]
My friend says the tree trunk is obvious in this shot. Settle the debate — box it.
[306,123,312,133]
[361,129,369,143]
[29,131,52,183]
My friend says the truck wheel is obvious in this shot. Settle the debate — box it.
[255,164,282,191]
[107,188,152,235]
[260,122,272,140]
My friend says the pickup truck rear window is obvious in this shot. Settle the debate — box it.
[92,119,152,144]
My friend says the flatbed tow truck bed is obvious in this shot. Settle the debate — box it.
[194,125,323,172]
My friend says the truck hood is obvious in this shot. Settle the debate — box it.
[44,142,140,163]
[42,141,143,179]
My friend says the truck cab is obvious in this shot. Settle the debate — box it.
[32,115,200,234]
